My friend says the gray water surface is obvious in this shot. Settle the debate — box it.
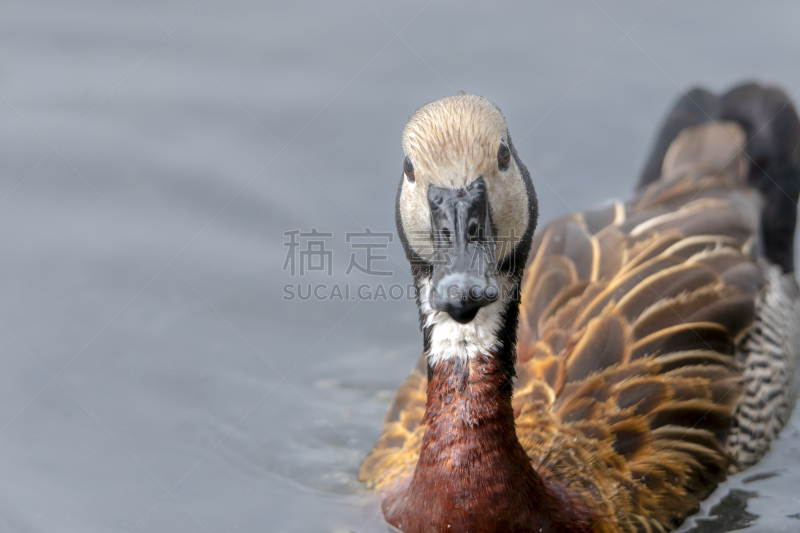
[2,1,800,532]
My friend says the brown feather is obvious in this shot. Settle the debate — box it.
[630,322,733,360]
[565,314,630,382]
[632,286,732,340]
[616,264,720,322]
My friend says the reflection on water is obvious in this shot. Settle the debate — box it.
[686,490,759,533]
[1,1,800,531]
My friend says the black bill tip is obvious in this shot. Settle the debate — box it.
[430,273,498,324]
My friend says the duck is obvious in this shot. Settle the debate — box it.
[359,83,800,533]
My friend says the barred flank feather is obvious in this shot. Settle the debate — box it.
[727,263,800,470]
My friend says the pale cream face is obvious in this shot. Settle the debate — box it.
[398,94,529,263]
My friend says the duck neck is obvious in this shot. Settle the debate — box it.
[382,339,591,532]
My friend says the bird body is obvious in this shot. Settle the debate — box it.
[361,84,800,532]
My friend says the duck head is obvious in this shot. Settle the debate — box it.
[395,94,538,366]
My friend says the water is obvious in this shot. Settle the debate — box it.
[1,1,800,531]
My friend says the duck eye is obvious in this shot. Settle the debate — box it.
[404,156,415,183]
[497,142,510,171]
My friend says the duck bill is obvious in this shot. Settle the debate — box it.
[428,177,498,324]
